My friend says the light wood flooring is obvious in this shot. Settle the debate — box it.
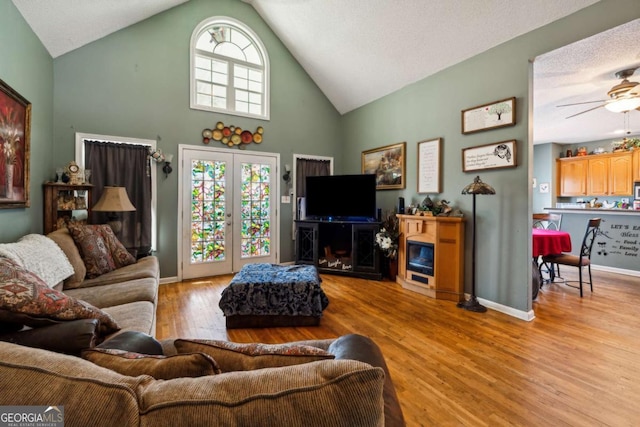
[156,269,640,427]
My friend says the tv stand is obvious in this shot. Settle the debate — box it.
[295,219,382,280]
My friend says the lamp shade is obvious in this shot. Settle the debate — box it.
[93,187,136,212]
[462,176,496,195]
[604,97,640,113]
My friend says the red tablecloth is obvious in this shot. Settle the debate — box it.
[532,228,572,257]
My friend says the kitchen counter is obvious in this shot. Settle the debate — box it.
[542,209,639,274]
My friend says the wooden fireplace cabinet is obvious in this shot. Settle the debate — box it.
[396,214,465,301]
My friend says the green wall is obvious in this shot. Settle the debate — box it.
[0,1,54,242]
[342,0,640,312]
[52,0,342,276]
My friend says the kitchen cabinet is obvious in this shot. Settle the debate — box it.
[634,149,640,182]
[557,151,632,197]
[557,158,587,196]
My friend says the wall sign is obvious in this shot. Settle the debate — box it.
[461,97,516,134]
[462,140,517,172]
[417,137,441,193]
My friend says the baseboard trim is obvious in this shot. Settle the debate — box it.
[159,276,178,285]
[590,265,640,277]
[477,297,536,321]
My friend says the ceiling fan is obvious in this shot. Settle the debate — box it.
[558,67,640,119]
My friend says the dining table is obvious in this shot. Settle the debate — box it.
[531,228,572,299]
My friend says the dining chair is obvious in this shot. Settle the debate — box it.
[532,213,562,230]
[541,218,601,297]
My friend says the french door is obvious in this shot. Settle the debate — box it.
[180,147,278,279]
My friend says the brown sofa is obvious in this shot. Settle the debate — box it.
[0,230,405,426]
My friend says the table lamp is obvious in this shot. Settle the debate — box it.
[458,176,495,313]
[92,186,136,234]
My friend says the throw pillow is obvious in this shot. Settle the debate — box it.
[67,223,117,278]
[0,319,99,356]
[99,225,136,269]
[46,228,87,288]
[0,258,120,335]
[0,234,75,288]
[81,348,222,379]
[174,339,335,372]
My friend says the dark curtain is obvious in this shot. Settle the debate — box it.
[85,140,152,257]
[295,158,331,201]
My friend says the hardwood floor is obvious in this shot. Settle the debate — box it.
[156,269,640,426]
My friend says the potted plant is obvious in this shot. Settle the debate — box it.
[375,211,400,279]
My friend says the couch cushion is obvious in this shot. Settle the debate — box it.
[102,301,155,336]
[0,319,99,356]
[136,359,385,427]
[81,348,221,380]
[0,341,145,427]
[67,256,159,290]
[0,234,75,288]
[174,339,335,372]
[67,223,117,278]
[0,258,120,335]
[47,228,86,288]
[64,277,158,309]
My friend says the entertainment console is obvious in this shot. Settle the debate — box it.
[295,219,382,280]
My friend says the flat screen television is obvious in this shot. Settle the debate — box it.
[305,174,377,221]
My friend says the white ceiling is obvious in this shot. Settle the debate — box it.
[13,0,639,145]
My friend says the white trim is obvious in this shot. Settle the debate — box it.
[477,297,536,321]
[176,143,281,282]
[189,16,270,121]
[590,264,640,277]
[75,132,158,251]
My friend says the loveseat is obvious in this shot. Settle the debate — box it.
[0,229,405,426]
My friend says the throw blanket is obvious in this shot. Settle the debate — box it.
[219,264,329,317]
[0,234,74,288]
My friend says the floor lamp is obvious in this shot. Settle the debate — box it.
[458,176,495,313]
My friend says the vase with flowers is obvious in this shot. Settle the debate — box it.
[375,210,400,279]
[0,106,22,199]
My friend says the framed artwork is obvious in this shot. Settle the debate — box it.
[417,137,441,193]
[462,140,517,172]
[634,181,640,200]
[462,97,516,134]
[0,78,31,209]
[362,142,406,190]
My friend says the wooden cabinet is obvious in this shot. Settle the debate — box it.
[557,151,633,197]
[295,220,382,280]
[557,158,587,196]
[396,215,465,302]
[633,149,640,182]
[43,183,93,234]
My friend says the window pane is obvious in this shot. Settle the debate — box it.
[197,93,212,107]
[213,96,227,108]
[212,59,227,74]
[234,77,248,90]
[244,45,261,65]
[196,56,211,70]
[248,81,262,93]
[236,89,248,102]
[236,101,249,112]
[196,81,212,94]
[249,103,262,115]
[248,69,262,82]
[212,71,227,85]
[249,93,261,104]
[215,42,245,61]
[195,69,212,81]
[212,84,227,97]
[234,65,248,78]
[196,34,213,52]
[231,29,250,49]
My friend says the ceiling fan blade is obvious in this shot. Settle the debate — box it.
[557,100,607,107]
[565,104,606,119]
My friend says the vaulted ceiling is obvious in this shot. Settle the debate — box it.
[13,0,639,144]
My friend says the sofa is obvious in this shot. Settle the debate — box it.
[0,229,405,426]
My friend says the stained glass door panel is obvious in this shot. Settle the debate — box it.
[232,154,276,271]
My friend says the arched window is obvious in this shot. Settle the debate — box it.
[190,17,269,120]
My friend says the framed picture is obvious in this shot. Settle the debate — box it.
[462,97,516,134]
[417,137,441,193]
[634,181,640,200]
[462,140,517,172]
[362,142,406,190]
[0,78,31,209]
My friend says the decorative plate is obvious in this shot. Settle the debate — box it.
[202,129,213,138]
[231,134,242,145]
[212,129,223,141]
[241,130,253,144]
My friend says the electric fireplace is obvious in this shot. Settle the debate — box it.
[406,240,434,276]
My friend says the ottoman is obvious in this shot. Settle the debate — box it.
[219,263,329,329]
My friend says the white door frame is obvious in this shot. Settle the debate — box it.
[177,144,281,281]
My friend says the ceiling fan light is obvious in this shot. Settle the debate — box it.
[605,98,640,113]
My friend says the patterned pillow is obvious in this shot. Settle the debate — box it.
[0,258,120,335]
[81,348,222,379]
[67,224,117,278]
[99,225,136,269]
[174,339,335,372]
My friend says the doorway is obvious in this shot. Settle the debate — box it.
[179,146,279,279]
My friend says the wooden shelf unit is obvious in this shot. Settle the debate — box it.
[43,182,93,234]
[396,214,465,301]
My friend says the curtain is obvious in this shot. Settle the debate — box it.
[295,158,331,201]
[85,140,152,257]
